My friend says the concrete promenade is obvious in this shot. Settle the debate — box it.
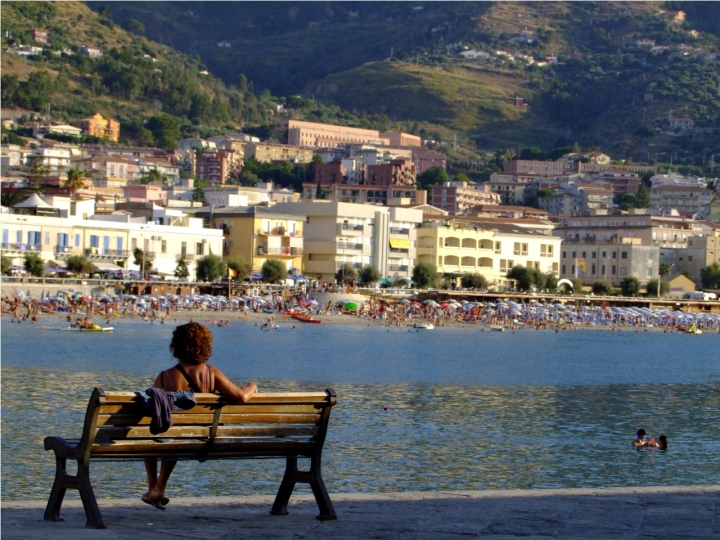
[3,486,718,539]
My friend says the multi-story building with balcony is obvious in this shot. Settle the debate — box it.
[302,159,425,206]
[192,206,305,275]
[195,150,242,184]
[650,185,713,216]
[271,201,423,283]
[1,209,220,277]
[416,218,561,289]
[559,242,659,287]
[244,143,314,164]
[431,181,500,215]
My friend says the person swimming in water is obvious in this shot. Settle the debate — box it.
[648,435,668,450]
[632,429,649,447]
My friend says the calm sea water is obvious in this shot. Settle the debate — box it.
[2,317,719,502]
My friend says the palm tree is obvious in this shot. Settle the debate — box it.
[63,169,86,197]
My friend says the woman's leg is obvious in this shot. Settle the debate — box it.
[148,459,177,502]
[144,459,158,492]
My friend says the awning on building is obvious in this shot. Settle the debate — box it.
[91,262,123,271]
[389,238,410,249]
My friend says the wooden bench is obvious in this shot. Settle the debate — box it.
[44,387,338,529]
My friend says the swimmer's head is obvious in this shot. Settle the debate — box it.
[658,435,668,449]
[636,429,647,439]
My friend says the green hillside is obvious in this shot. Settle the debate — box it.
[88,1,720,166]
[0,1,281,146]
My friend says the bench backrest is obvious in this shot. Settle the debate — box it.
[76,388,337,461]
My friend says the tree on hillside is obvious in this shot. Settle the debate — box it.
[519,147,545,160]
[2,256,11,275]
[191,186,207,203]
[646,279,669,297]
[335,263,357,285]
[66,255,96,275]
[412,262,438,289]
[358,264,381,285]
[63,169,85,197]
[227,257,252,282]
[261,258,286,283]
[461,273,488,289]
[174,258,190,279]
[620,276,641,296]
[592,281,611,295]
[196,254,226,282]
[659,263,673,279]
[133,248,154,276]
[1,191,23,207]
[25,155,51,192]
[417,166,450,191]
[700,262,720,289]
[24,252,44,277]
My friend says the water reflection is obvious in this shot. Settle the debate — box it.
[2,367,719,501]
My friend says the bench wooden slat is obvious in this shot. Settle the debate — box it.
[102,392,330,404]
[95,425,319,439]
[91,438,315,455]
[98,403,323,415]
[96,413,322,427]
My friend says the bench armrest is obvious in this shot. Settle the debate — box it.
[44,436,79,458]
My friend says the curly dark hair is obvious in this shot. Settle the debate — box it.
[169,322,213,364]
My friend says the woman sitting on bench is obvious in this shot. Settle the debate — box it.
[143,322,258,510]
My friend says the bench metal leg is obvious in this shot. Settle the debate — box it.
[270,456,337,521]
[44,456,68,522]
[308,456,336,521]
[44,455,105,529]
[77,461,105,529]
[270,457,298,516]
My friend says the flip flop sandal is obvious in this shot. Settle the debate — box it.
[142,493,168,510]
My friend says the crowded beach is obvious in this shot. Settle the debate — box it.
[3,288,720,334]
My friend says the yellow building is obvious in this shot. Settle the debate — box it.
[245,143,314,164]
[417,218,561,289]
[198,207,305,274]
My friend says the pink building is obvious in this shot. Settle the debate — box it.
[122,185,166,206]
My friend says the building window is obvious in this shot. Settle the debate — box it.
[75,234,81,247]
[620,267,627,275]
[196,242,204,255]
[648,268,653,277]
[181,242,187,256]
[571,265,576,275]
[572,251,577,259]
[612,252,617,259]
[612,265,616,275]
[562,265,566,274]
[648,252,653,260]
[688,256,693,262]
[161,240,167,254]
[621,252,628,259]
[562,251,567,259]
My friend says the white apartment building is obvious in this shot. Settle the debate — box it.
[1,211,222,277]
[271,201,423,282]
[29,147,72,170]
[650,173,709,188]
[650,185,713,215]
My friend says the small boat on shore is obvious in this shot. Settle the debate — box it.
[490,325,505,332]
[686,322,702,335]
[413,323,434,330]
[68,326,114,332]
[290,312,321,324]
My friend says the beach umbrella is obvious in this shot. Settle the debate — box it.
[9,265,23,271]
[344,302,359,311]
